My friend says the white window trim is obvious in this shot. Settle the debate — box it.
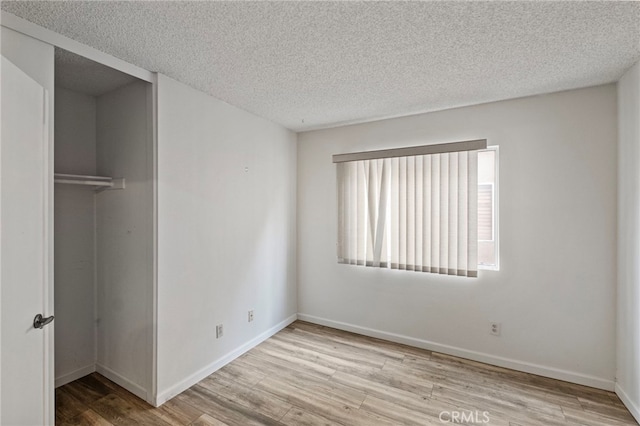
[478,146,499,271]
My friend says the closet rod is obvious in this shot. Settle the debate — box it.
[54,173,111,180]
[54,178,113,187]
[54,173,125,190]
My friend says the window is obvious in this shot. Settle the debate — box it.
[478,147,498,269]
[334,141,499,277]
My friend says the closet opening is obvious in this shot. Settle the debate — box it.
[53,47,154,405]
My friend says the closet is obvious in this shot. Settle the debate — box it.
[53,47,154,401]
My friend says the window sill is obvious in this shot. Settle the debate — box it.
[478,264,500,271]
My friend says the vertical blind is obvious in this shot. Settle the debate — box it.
[335,140,486,277]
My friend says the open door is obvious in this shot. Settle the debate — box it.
[1,54,54,425]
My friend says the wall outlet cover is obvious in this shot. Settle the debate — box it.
[490,322,501,336]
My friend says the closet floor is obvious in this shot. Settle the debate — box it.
[55,321,637,425]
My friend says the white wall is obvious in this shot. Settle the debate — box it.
[617,61,640,421]
[55,88,97,175]
[96,80,154,401]
[298,84,618,390]
[156,74,297,404]
[54,87,97,386]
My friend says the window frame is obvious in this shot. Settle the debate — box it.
[478,146,499,271]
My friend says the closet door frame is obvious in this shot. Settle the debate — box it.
[1,11,160,410]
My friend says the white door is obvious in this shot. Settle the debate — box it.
[1,55,53,425]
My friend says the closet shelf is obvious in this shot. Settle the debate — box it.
[54,173,125,191]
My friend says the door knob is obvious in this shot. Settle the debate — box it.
[33,314,54,329]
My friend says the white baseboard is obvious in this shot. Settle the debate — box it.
[96,364,148,402]
[153,313,297,407]
[297,313,615,391]
[616,384,640,424]
[55,364,96,388]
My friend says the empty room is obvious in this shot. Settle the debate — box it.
[1,1,640,425]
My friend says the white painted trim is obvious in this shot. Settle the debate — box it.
[43,84,55,426]
[154,313,297,407]
[0,12,153,83]
[55,365,96,388]
[96,364,148,402]
[616,384,640,424]
[297,313,615,391]
[149,73,160,406]
[0,54,2,422]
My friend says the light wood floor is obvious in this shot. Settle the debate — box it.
[56,321,637,426]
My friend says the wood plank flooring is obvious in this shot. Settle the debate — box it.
[56,321,637,425]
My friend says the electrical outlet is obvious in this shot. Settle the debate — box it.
[248,310,254,322]
[216,324,224,338]
[490,322,501,336]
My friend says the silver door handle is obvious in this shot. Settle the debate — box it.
[33,314,54,329]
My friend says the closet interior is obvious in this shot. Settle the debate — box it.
[53,47,154,402]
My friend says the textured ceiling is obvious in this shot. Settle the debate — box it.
[3,1,640,131]
[55,48,138,96]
